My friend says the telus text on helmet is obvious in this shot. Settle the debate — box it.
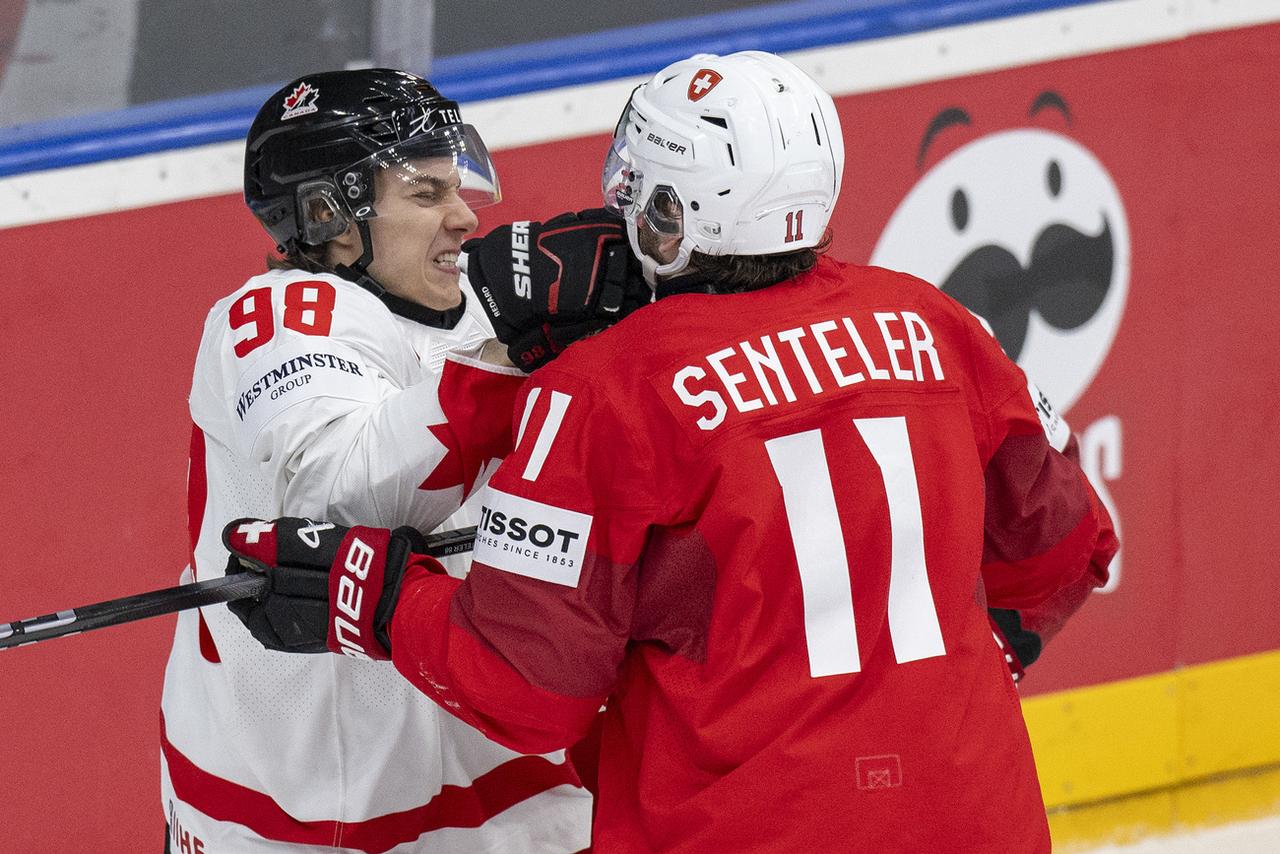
[409,107,461,136]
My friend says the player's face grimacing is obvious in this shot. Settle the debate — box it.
[352,157,480,310]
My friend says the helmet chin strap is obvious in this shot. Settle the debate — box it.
[333,219,382,293]
[639,253,662,288]
[333,219,467,329]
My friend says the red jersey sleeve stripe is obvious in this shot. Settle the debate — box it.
[982,506,1107,609]
[160,712,579,853]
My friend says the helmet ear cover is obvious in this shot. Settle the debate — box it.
[296,179,354,247]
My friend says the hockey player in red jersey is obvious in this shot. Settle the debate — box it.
[222,52,1117,852]
[162,69,646,853]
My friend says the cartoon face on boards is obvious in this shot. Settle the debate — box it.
[872,92,1129,411]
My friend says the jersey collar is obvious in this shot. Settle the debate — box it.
[332,263,467,329]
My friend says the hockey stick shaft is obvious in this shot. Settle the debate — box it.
[0,525,477,650]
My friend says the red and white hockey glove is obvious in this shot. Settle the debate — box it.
[224,518,437,660]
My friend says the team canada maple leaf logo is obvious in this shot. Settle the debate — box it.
[281,82,320,120]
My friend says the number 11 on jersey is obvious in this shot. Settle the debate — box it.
[765,416,945,678]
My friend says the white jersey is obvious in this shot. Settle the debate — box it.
[160,268,591,853]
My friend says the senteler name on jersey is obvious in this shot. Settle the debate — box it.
[672,309,946,431]
[235,352,365,420]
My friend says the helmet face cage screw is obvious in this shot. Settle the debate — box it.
[617,171,636,210]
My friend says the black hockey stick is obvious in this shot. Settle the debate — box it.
[0,525,477,650]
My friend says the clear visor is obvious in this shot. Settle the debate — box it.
[602,91,648,216]
[343,123,501,216]
[601,102,636,216]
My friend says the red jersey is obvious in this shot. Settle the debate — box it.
[391,256,1117,853]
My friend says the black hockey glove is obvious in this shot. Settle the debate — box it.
[988,607,1041,683]
[224,517,429,660]
[463,208,650,371]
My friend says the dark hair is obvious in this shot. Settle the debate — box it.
[265,244,331,274]
[685,228,833,294]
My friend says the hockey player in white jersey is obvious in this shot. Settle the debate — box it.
[161,69,643,853]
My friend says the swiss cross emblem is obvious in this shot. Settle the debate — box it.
[236,520,275,543]
[687,69,723,102]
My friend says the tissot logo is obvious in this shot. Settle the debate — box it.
[479,506,580,553]
[473,488,592,587]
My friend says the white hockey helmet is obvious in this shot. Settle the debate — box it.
[602,50,844,282]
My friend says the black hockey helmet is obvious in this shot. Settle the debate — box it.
[244,68,500,259]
